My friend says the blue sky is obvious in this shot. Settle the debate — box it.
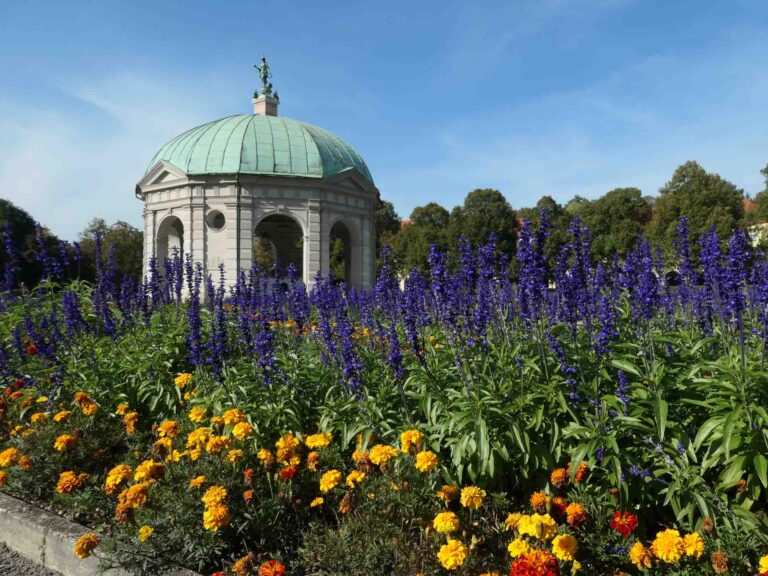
[0,0,767,239]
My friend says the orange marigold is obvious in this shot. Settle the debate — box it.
[73,533,100,559]
[259,559,286,576]
[550,467,568,488]
[530,490,548,511]
[566,502,587,529]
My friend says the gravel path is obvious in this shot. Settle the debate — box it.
[0,543,62,576]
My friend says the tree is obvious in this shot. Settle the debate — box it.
[517,196,572,264]
[581,187,652,258]
[375,198,401,256]
[0,198,54,288]
[650,161,744,248]
[448,189,517,255]
[747,164,768,225]
[78,219,144,281]
[564,195,591,216]
[393,203,451,273]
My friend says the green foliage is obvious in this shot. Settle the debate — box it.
[581,187,652,258]
[448,188,517,255]
[77,218,144,281]
[393,203,451,273]
[650,160,745,250]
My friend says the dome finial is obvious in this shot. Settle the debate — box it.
[252,56,280,116]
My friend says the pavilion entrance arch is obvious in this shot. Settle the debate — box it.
[327,218,363,287]
[253,213,305,279]
[155,215,184,264]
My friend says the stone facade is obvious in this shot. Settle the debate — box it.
[136,164,377,289]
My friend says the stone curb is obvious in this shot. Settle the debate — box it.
[0,492,201,576]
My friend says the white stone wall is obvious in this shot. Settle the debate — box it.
[138,166,378,290]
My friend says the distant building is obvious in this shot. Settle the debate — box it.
[135,59,379,289]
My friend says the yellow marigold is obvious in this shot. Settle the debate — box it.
[156,419,180,438]
[30,412,49,424]
[226,449,245,463]
[400,429,422,453]
[222,408,246,426]
[310,497,324,508]
[433,511,460,534]
[550,467,568,488]
[307,451,320,471]
[275,433,300,463]
[53,410,71,422]
[517,513,558,541]
[319,469,342,493]
[305,432,333,449]
[188,406,207,423]
[123,412,138,434]
[186,427,212,450]
[369,444,398,466]
[0,447,20,467]
[346,470,366,489]
[257,448,275,467]
[202,485,227,507]
[682,532,705,558]
[73,533,100,559]
[189,475,206,489]
[138,525,153,542]
[760,555,768,573]
[232,422,254,441]
[530,490,548,511]
[351,448,368,464]
[504,512,523,531]
[651,528,684,563]
[629,541,654,569]
[552,533,578,562]
[153,437,172,454]
[0,470,6,488]
[118,481,151,509]
[18,456,33,469]
[188,448,202,461]
[206,435,232,454]
[507,538,532,558]
[115,403,129,415]
[104,464,132,495]
[415,451,438,473]
[460,485,486,510]
[166,449,183,463]
[57,471,88,494]
[74,391,91,404]
[437,539,468,571]
[174,372,192,389]
[203,503,230,531]
[437,484,459,503]
[54,434,77,453]
[210,416,224,426]
[134,460,164,482]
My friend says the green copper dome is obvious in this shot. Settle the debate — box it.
[146,115,373,184]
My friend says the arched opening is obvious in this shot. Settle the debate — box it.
[156,216,184,263]
[329,221,352,285]
[254,214,304,277]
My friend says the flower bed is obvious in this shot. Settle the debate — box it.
[1,217,768,574]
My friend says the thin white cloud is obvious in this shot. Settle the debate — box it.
[0,72,221,240]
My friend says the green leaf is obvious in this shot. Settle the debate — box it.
[654,397,668,441]
[754,454,768,488]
